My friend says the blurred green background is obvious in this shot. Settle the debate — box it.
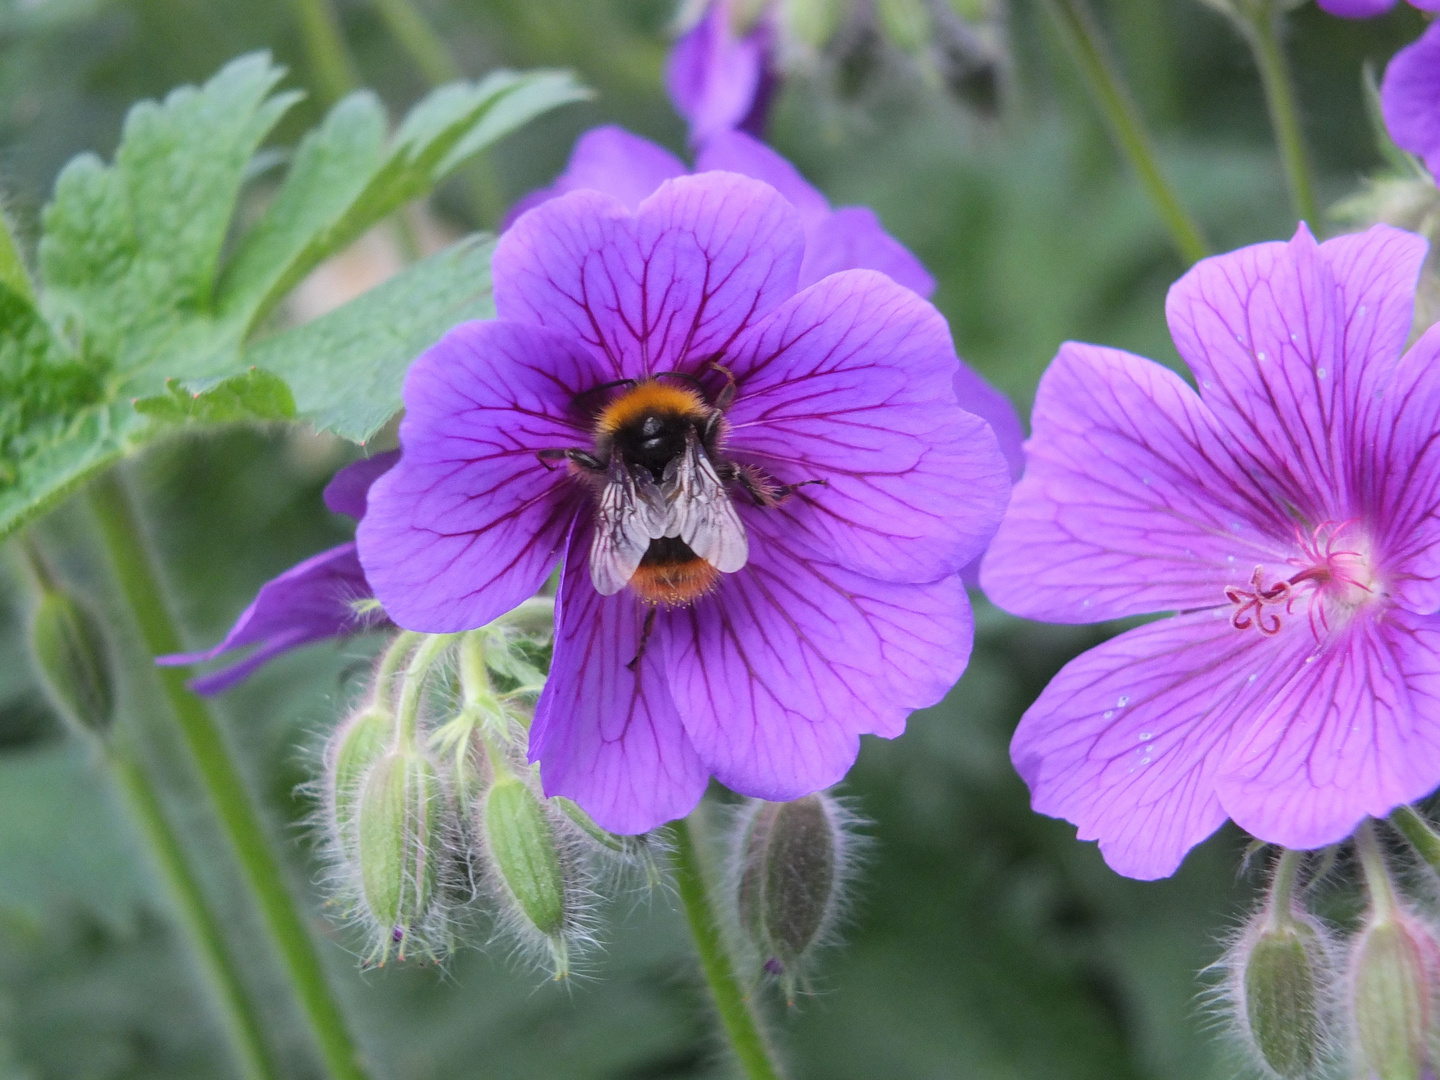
[0,0,1427,1076]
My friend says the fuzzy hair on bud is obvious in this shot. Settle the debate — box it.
[1348,909,1440,1080]
[326,706,394,859]
[352,745,453,965]
[1229,910,1333,1079]
[29,589,114,738]
[730,792,861,1003]
[475,773,599,979]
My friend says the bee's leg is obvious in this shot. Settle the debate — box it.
[731,463,826,508]
[536,447,605,473]
[708,362,738,411]
[626,607,657,672]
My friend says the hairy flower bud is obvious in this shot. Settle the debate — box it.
[29,588,114,738]
[734,793,852,1000]
[327,706,394,857]
[1349,910,1440,1080]
[480,774,589,976]
[1235,914,1329,1079]
[356,746,448,963]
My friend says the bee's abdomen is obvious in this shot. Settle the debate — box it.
[630,537,719,606]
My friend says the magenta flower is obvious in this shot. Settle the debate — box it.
[504,124,1026,517]
[1382,22,1440,180]
[666,0,777,145]
[982,223,1440,880]
[357,172,1011,833]
[1315,0,1439,17]
[156,453,396,694]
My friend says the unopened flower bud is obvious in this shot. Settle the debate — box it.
[735,793,851,999]
[29,588,114,738]
[555,796,663,886]
[1235,914,1328,1079]
[326,706,394,857]
[356,747,448,962]
[481,775,587,976]
[1349,910,1440,1080]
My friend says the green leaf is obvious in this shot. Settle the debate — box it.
[37,52,299,375]
[217,68,586,334]
[132,368,295,425]
[0,204,33,304]
[247,235,495,443]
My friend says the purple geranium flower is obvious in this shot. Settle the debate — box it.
[667,0,777,145]
[982,223,1440,880]
[156,452,396,694]
[1315,0,1438,16]
[1383,22,1440,180]
[357,172,1012,833]
[505,124,1026,511]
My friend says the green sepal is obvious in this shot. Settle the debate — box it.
[484,776,567,939]
[29,588,115,738]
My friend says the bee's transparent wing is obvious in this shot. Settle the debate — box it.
[666,430,749,574]
[589,457,668,595]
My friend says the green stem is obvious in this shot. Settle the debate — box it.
[1238,3,1318,225]
[1355,819,1397,922]
[288,0,361,105]
[86,470,371,1080]
[1041,0,1210,264]
[108,748,279,1080]
[1264,848,1303,931]
[1389,805,1440,879]
[371,0,461,84]
[669,814,785,1080]
[393,634,452,745]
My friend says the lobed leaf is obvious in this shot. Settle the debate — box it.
[247,236,496,443]
[217,68,587,334]
[37,53,299,376]
[132,368,296,425]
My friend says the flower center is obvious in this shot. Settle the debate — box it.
[1225,521,1382,636]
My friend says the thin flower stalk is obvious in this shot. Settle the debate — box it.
[88,470,373,1080]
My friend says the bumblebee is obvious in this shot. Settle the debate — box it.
[538,371,810,609]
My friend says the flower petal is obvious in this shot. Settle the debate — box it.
[1011,609,1316,880]
[662,517,972,800]
[530,522,708,834]
[493,173,805,381]
[980,342,1288,623]
[1166,223,1349,523]
[1382,22,1440,181]
[1218,608,1440,850]
[322,449,399,520]
[694,129,831,229]
[504,126,687,228]
[724,269,1010,582]
[356,320,599,632]
[665,0,765,145]
[155,542,374,694]
[1315,0,1396,13]
[696,132,935,295]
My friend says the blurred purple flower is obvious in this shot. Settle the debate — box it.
[666,0,777,145]
[156,452,396,694]
[505,123,1026,528]
[1383,22,1440,180]
[982,223,1440,880]
[1315,0,1439,16]
[357,172,1012,833]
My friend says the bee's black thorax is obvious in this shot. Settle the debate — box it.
[606,409,703,480]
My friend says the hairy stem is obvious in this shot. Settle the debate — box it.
[1040,0,1210,264]
[669,813,785,1080]
[1390,805,1440,879]
[1237,2,1318,225]
[109,748,280,1080]
[1355,819,1397,922]
[288,0,362,106]
[1264,847,1303,931]
[87,469,372,1080]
